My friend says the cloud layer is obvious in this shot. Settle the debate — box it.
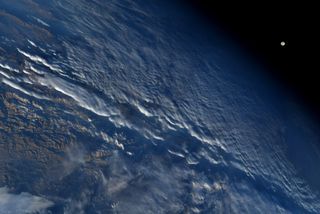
[0,187,53,214]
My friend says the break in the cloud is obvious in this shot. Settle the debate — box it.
[0,187,53,214]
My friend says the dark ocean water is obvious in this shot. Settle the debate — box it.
[0,0,320,213]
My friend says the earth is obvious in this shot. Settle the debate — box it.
[0,0,320,213]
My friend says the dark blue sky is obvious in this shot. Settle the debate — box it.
[185,0,319,117]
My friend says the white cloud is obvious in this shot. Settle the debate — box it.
[0,187,53,214]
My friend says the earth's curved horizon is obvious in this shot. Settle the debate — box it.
[0,0,320,213]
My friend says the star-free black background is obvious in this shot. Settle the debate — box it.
[186,1,319,117]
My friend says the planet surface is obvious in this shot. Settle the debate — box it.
[0,0,320,213]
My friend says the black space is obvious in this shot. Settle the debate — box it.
[186,1,319,117]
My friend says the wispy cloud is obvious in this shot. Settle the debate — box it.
[0,187,53,214]
[60,145,87,178]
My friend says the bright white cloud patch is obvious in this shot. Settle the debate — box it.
[0,187,53,214]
